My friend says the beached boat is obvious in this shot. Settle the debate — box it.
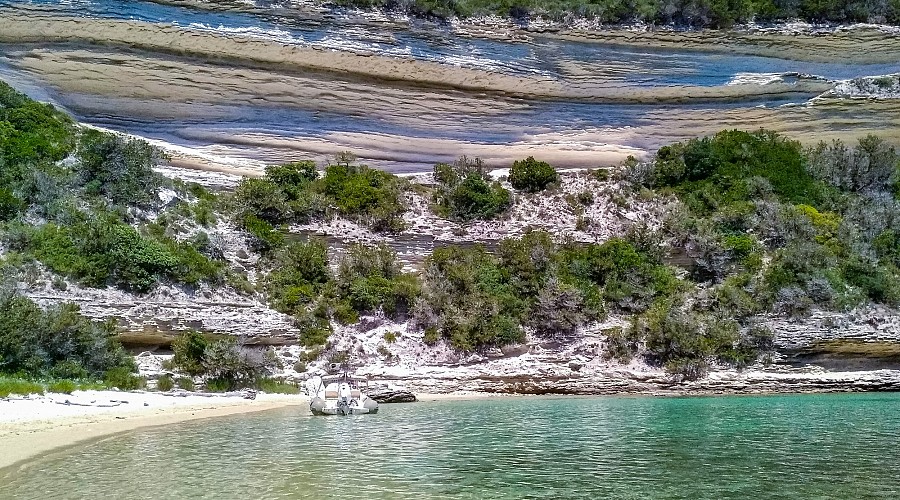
[308,369,379,416]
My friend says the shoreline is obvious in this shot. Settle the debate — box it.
[0,391,308,472]
[3,383,899,472]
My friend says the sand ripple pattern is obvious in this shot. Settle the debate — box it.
[0,2,899,172]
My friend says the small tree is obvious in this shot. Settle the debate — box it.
[202,339,275,390]
[509,157,559,193]
[172,330,208,376]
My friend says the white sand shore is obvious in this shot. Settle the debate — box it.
[0,390,308,470]
[415,392,523,402]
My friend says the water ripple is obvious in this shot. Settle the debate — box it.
[2,393,900,499]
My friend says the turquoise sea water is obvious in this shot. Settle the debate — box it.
[3,393,900,499]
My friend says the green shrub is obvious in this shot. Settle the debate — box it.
[48,379,77,394]
[0,290,131,379]
[509,157,559,193]
[592,169,610,182]
[332,300,360,325]
[256,378,300,394]
[200,339,276,391]
[0,81,75,170]
[231,158,403,233]
[603,327,640,362]
[432,157,511,221]
[842,256,900,306]
[75,129,164,208]
[19,212,222,292]
[265,239,330,316]
[0,188,22,221]
[806,136,899,193]
[205,377,230,392]
[297,346,323,363]
[156,374,175,391]
[176,377,195,391]
[265,161,317,188]
[322,164,407,232]
[232,178,289,224]
[172,330,209,376]
[383,331,398,343]
[449,175,511,221]
[103,366,146,390]
[647,129,825,211]
[413,244,525,350]
[241,214,284,253]
[329,0,846,28]
[0,378,45,398]
[577,190,594,206]
[423,327,440,344]
[335,243,420,317]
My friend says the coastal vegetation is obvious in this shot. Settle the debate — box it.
[231,154,408,239]
[332,0,900,28]
[432,156,511,221]
[0,288,133,381]
[0,81,226,293]
[3,76,900,383]
[509,156,559,193]
[170,330,280,391]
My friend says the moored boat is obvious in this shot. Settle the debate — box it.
[307,368,379,416]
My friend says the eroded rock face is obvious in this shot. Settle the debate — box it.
[14,164,900,395]
[22,280,300,344]
[768,306,900,350]
[291,170,675,250]
[268,305,900,396]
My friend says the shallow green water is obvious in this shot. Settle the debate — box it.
[3,393,900,499]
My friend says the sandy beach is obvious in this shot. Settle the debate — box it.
[0,390,308,471]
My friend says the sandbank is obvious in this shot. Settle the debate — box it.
[0,390,308,471]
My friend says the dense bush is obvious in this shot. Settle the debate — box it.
[0,290,133,379]
[627,301,773,380]
[638,129,900,313]
[413,232,681,350]
[170,331,278,391]
[172,330,209,376]
[806,135,899,193]
[413,244,525,350]
[0,81,225,294]
[231,156,406,237]
[156,374,175,391]
[335,243,420,318]
[0,81,74,172]
[509,157,559,193]
[8,213,224,292]
[202,339,277,391]
[75,129,165,208]
[265,238,331,316]
[649,129,825,211]
[322,163,407,232]
[104,365,146,390]
[432,156,511,221]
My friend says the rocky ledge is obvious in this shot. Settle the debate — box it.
[368,388,418,403]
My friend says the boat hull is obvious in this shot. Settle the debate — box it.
[310,397,379,416]
[310,406,378,416]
